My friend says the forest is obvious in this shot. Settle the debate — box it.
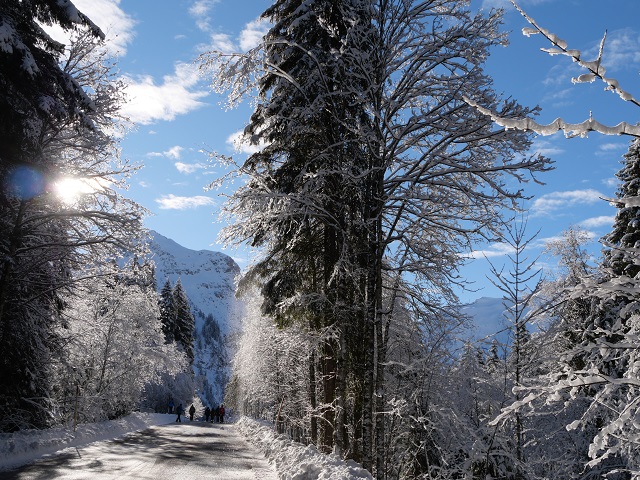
[2,1,640,479]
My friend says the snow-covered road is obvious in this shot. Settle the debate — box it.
[2,421,278,479]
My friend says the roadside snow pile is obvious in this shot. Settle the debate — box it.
[0,412,174,471]
[237,416,373,480]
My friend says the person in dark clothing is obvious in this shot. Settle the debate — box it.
[168,399,174,414]
[213,406,219,423]
[204,406,211,422]
[176,403,183,422]
[219,404,225,423]
[189,404,196,421]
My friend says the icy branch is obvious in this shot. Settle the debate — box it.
[511,0,639,108]
[465,1,640,137]
[464,96,640,137]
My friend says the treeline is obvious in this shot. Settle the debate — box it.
[0,3,195,431]
[201,0,640,479]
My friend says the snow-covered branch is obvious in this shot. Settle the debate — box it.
[465,0,640,137]
[464,96,640,138]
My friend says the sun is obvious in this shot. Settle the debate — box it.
[53,177,96,205]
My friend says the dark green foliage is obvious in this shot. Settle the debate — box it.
[202,313,221,345]
[157,278,195,364]
[0,0,103,170]
[159,279,176,344]
[172,279,195,364]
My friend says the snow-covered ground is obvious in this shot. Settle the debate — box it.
[237,417,373,480]
[0,413,175,472]
[0,414,373,479]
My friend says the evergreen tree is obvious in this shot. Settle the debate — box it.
[603,140,640,279]
[202,0,551,473]
[172,279,195,365]
[0,5,146,431]
[0,0,103,170]
[508,144,640,476]
[159,279,176,344]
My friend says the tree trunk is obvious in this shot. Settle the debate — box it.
[309,349,318,444]
[0,200,26,343]
[321,340,336,453]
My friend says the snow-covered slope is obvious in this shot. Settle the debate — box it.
[461,296,511,345]
[148,230,240,334]
[147,230,243,406]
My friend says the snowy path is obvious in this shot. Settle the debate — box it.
[2,421,278,479]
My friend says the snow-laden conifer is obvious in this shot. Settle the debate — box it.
[201,0,551,475]
[172,279,196,365]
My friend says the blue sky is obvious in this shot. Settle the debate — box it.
[64,0,640,302]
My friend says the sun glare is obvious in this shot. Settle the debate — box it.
[53,177,98,204]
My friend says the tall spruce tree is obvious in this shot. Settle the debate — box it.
[0,0,103,171]
[508,142,640,476]
[172,279,195,365]
[159,279,176,344]
[603,139,640,279]
[201,0,551,473]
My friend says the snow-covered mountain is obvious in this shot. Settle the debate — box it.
[461,296,511,345]
[147,230,243,406]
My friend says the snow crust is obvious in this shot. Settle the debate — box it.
[0,412,174,472]
[237,416,373,480]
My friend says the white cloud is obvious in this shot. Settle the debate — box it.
[531,138,564,158]
[579,215,615,229]
[542,65,577,88]
[585,28,640,72]
[603,177,618,188]
[164,146,184,160]
[531,189,604,217]
[239,19,269,51]
[468,242,515,259]
[600,142,625,152]
[40,0,135,59]
[203,33,236,54]
[175,162,206,174]
[189,0,220,32]
[226,130,267,155]
[156,194,216,210]
[198,18,270,54]
[121,63,209,125]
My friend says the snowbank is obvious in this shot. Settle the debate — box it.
[237,416,373,480]
[0,412,175,471]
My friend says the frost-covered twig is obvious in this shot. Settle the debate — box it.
[465,1,640,137]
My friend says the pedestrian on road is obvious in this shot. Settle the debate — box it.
[168,398,174,414]
[214,406,220,423]
[176,403,183,422]
[219,404,225,423]
[189,403,196,421]
[204,406,211,422]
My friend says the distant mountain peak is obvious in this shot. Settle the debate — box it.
[147,231,242,405]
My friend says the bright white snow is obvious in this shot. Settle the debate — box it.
[0,414,373,479]
[237,417,373,480]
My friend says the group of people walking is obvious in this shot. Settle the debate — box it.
[168,399,225,423]
[204,404,225,423]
